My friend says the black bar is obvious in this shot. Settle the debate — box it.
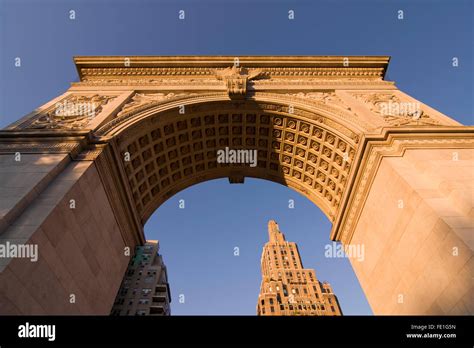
[0,316,472,346]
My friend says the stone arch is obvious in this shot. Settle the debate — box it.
[100,95,360,225]
[0,56,472,315]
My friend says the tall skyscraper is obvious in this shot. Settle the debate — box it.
[111,240,171,316]
[257,220,342,316]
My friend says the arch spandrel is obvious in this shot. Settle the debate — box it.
[104,96,360,224]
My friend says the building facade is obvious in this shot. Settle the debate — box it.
[111,240,171,316]
[257,221,342,316]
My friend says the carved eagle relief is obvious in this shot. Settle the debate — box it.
[213,66,268,98]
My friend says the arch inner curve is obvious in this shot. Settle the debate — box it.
[111,98,359,224]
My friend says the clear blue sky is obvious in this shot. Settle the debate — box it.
[0,0,472,315]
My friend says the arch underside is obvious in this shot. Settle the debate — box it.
[110,99,359,224]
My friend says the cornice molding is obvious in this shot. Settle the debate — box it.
[0,134,87,155]
[74,56,390,81]
[71,78,395,88]
[78,67,386,79]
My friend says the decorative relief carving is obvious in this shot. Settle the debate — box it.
[253,78,387,84]
[117,93,198,117]
[25,95,115,130]
[74,78,393,88]
[286,92,355,114]
[96,92,226,136]
[74,78,222,86]
[351,93,440,126]
[213,66,268,98]
[252,92,371,133]
[79,67,384,79]
[259,67,384,78]
[213,66,266,80]
[81,67,212,78]
[97,94,362,152]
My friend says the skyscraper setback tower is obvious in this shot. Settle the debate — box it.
[257,221,342,316]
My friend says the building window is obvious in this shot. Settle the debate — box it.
[270,307,275,313]
[142,288,152,296]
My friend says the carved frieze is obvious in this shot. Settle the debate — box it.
[79,66,385,79]
[24,94,115,130]
[117,92,198,117]
[351,93,440,126]
[74,78,222,86]
[73,77,393,88]
[286,92,354,113]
